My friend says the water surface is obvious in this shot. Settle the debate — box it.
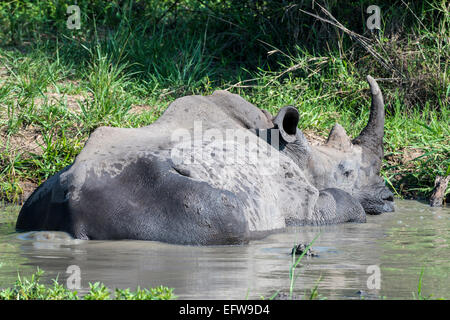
[0,200,448,299]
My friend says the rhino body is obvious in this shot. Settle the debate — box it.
[16,76,394,245]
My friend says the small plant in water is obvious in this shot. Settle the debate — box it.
[289,233,321,299]
[411,267,445,300]
[267,233,323,300]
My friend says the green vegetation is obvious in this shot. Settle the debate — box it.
[0,0,448,203]
[0,266,445,300]
[411,267,444,300]
[0,268,175,300]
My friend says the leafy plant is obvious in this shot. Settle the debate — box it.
[0,268,176,300]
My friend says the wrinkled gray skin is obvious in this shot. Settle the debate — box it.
[16,76,394,245]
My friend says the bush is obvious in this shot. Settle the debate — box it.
[0,268,176,300]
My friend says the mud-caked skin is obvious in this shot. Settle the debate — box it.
[16,76,394,245]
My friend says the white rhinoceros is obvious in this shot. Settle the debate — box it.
[16,76,394,244]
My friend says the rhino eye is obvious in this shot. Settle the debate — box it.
[343,170,353,178]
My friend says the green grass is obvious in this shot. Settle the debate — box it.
[0,268,175,300]
[0,0,448,203]
[411,267,446,300]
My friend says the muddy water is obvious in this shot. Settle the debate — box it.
[0,200,448,299]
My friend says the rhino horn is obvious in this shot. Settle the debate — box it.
[273,106,299,143]
[326,123,352,152]
[352,75,385,161]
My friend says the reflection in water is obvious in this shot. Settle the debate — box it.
[0,200,448,299]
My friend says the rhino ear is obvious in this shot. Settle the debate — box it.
[326,123,352,151]
[273,106,299,143]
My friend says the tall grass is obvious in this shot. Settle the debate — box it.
[81,46,134,128]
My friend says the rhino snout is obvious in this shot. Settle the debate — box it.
[356,185,395,215]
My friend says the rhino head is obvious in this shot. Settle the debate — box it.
[271,76,394,215]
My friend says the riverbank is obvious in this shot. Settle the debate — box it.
[0,1,448,204]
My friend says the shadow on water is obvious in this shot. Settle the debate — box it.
[0,200,448,299]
